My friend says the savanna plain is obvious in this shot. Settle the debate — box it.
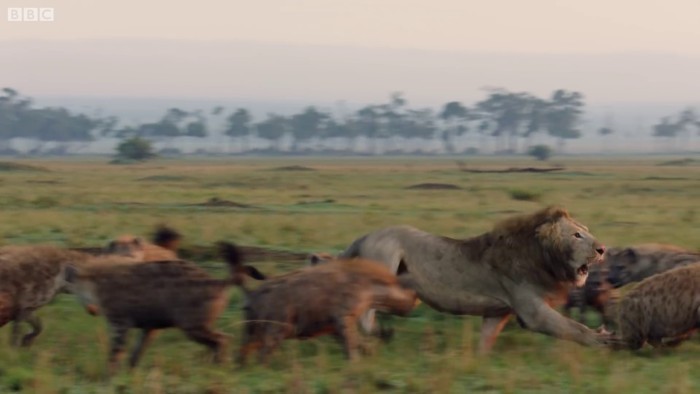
[0,156,699,394]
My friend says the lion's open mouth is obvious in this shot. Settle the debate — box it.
[577,264,589,277]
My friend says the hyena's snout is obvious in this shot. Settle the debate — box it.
[385,286,418,315]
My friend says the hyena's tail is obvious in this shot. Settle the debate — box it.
[217,241,266,291]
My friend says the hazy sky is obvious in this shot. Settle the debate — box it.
[3,0,700,54]
[1,1,699,105]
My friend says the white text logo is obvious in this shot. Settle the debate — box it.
[7,8,55,22]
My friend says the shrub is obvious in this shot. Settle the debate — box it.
[508,189,542,201]
[528,145,553,161]
[114,137,155,162]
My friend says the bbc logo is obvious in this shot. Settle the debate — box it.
[7,8,55,22]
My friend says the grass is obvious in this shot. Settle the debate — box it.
[1,155,700,393]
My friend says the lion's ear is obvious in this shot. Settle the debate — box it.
[539,205,570,222]
[133,237,144,247]
[535,221,558,244]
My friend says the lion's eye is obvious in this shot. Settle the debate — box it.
[574,232,583,239]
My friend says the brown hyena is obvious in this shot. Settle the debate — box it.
[227,245,418,365]
[64,244,265,373]
[0,245,139,347]
[609,262,700,350]
[106,225,182,261]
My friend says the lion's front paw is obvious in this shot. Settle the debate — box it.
[595,332,625,349]
[595,325,613,336]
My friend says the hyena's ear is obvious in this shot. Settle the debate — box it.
[308,253,333,266]
[64,265,80,283]
[308,254,323,266]
[245,266,266,280]
[622,248,637,263]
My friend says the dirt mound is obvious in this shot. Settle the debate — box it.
[267,165,316,171]
[26,179,61,184]
[193,197,255,209]
[297,198,336,205]
[657,158,697,166]
[406,183,461,190]
[138,175,193,182]
[0,161,49,172]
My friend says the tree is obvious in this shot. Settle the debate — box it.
[676,108,698,149]
[528,144,553,161]
[652,116,680,152]
[440,101,469,153]
[225,108,253,152]
[184,110,207,138]
[356,105,382,153]
[115,137,156,161]
[255,114,289,151]
[476,89,532,153]
[289,106,328,152]
[545,90,584,153]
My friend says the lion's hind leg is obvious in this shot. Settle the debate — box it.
[479,314,512,354]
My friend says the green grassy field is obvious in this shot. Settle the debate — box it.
[0,156,699,393]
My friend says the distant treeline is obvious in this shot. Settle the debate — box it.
[0,87,698,155]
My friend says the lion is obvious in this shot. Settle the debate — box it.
[106,225,182,261]
[339,206,609,352]
[606,243,699,288]
[605,263,700,350]
[0,245,140,347]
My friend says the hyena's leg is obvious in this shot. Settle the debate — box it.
[0,292,13,329]
[335,314,361,361]
[478,314,512,354]
[128,329,158,368]
[359,309,376,336]
[10,320,22,347]
[19,313,42,347]
[9,311,42,347]
[236,322,259,367]
[184,327,227,363]
[256,326,285,365]
[108,324,130,375]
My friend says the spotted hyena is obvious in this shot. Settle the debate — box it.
[564,263,614,326]
[65,242,265,373]
[106,225,183,261]
[0,245,138,347]
[608,262,700,350]
[606,243,700,288]
[230,247,417,365]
